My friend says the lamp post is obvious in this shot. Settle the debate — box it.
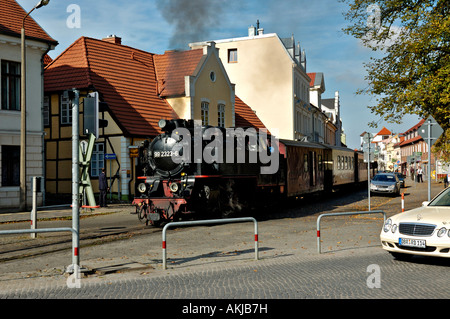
[20,0,50,211]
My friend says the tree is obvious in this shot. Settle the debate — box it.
[341,0,450,160]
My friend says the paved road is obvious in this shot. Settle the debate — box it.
[0,181,448,305]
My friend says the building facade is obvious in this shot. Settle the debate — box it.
[190,26,311,141]
[0,0,57,208]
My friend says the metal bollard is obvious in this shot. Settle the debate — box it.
[316,210,386,254]
[162,217,258,270]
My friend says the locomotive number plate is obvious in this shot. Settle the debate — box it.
[154,151,179,158]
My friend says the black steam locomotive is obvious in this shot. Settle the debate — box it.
[133,119,373,226]
[132,119,282,225]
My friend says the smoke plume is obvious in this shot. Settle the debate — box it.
[156,0,225,50]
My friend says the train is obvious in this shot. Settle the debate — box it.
[132,119,376,226]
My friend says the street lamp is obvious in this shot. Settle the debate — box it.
[20,0,50,211]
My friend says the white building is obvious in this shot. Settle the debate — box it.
[0,0,57,208]
[190,25,311,141]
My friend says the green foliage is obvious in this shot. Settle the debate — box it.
[341,0,449,159]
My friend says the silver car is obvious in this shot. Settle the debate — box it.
[370,173,401,196]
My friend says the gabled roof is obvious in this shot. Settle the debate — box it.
[234,96,268,132]
[154,49,204,97]
[375,127,392,136]
[402,119,425,135]
[45,36,177,137]
[0,0,57,45]
[307,72,325,91]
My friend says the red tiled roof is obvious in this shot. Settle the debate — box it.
[45,37,178,137]
[399,135,423,147]
[154,49,204,97]
[0,0,57,44]
[234,96,268,132]
[307,72,316,87]
[43,54,52,66]
[375,126,392,136]
[402,119,425,135]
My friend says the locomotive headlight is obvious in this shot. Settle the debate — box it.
[137,183,147,193]
[169,182,179,193]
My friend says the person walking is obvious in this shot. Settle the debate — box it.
[99,167,109,207]
[417,167,423,183]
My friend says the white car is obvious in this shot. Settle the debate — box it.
[380,187,450,259]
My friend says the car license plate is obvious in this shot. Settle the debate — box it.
[399,238,426,248]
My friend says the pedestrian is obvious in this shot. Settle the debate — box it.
[99,167,109,207]
[417,167,423,183]
[444,175,448,188]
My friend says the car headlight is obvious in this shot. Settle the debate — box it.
[391,224,397,233]
[388,185,395,190]
[370,184,377,190]
[437,227,447,238]
[383,218,392,232]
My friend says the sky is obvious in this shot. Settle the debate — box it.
[19,0,422,149]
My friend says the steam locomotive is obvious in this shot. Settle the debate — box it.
[132,119,373,226]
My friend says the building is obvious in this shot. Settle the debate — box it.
[399,119,438,178]
[0,0,57,208]
[43,36,266,202]
[190,26,311,141]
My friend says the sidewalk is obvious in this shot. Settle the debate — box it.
[0,203,133,224]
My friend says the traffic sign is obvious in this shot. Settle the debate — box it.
[105,153,116,160]
[418,115,444,146]
[362,132,374,143]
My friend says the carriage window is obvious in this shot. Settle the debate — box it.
[318,155,323,171]
[304,154,308,172]
[337,156,340,170]
[345,157,348,170]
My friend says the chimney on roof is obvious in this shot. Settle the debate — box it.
[102,35,122,45]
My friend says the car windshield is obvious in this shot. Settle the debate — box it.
[429,188,450,207]
[372,174,396,182]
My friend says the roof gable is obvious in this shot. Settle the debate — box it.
[375,127,392,136]
[0,0,57,44]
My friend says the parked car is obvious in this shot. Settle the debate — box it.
[370,173,401,196]
[394,172,406,188]
[380,187,450,259]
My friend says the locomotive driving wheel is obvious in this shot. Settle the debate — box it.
[137,202,150,225]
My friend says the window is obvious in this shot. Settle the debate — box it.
[304,154,308,172]
[218,104,225,127]
[201,101,209,126]
[228,49,237,63]
[43,96,50,126]
[337,156,341,170]
[1,60,21,111]
[60,94,72,124]
[91,143,104,177]
[1,145,20,186]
